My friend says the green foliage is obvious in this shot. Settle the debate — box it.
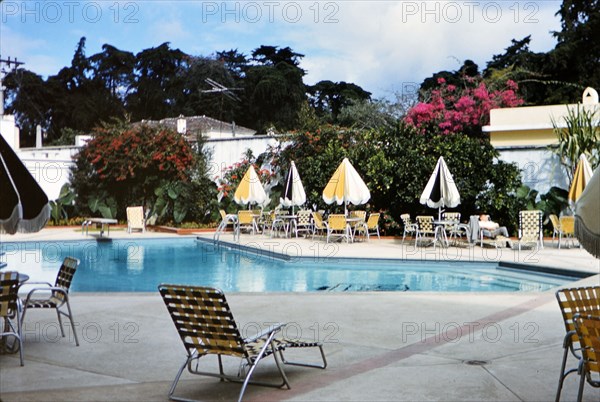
[514,185,569,233]
[87,192,118,219]
[70,121,216,225]
[49,184,76,224]
[264,123,523,235]
[551,104,600,182]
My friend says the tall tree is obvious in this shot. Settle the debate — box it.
[242,46,307,132]
[549,0,600,102]
[126,43,188,121]
[307,80,371,123]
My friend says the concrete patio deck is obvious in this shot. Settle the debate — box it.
[1,228,599,401]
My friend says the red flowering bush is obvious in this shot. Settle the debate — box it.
[72,122,197,219]
[405,77,523,136]
[82,124,194,182]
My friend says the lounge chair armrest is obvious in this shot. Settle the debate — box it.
[21,281,53,287]
[23,286,68,303]
[244,323,286,343]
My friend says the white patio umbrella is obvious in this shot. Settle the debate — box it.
[233,165,269,207]
[568,153,593,208]
[280,161,306,214]
[419,156,461,220]
[322,158,370,216]
[574,166,600,258]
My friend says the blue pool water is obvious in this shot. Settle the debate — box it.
[1,238,579,292]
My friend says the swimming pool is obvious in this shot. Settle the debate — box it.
[0,238,580,292]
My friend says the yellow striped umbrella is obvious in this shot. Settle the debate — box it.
[322,158,370,215]
[568,154,593,207]
[233,165,269,207]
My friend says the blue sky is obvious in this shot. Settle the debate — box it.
[1,1,562,99]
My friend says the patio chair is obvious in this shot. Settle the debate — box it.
[572,314,600,402]
[312,212,328,240]
[518,210,543,251]
[348,210,366,238]
[415,216,435,247]
[554,286,600,402]
[326,214,351,243]
[294,210,313,238]
[21,257,80,346]
[235,210,257,239]
[355,213,380,241]
[126,206,146,233]
[550,214,562,245]
[158,284,326,402]
[559,216,576,249]
[0,271,24,366]
[400,214,418,244]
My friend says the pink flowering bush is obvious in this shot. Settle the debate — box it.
[405,77,523,136]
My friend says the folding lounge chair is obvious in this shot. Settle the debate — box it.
[21,257,80,346]
[294,210,313,238]
[518,210,544,251]
[311,212,327,240]
[400,214,418,244]
[572,314,600,402]
[126,206,146,233]
[0,271,24,366]
[348,210,366,239]
[235,210,258,239]
[158,284,326,402]
[326,214,351,243]
[355,213,380,241]
[415,216,435,247]
[554,286,600,402]
[550,215,576,249]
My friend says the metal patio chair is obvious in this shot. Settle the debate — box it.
[572,314,600,402]
[126,206,146,233]
[21,257,80,346]
[294,209,313,238]
[518,210,543,250]
[400,214,418,244]
[158,284,326,402]
[0,271,24,366]
[415,216,435,247]
[554,286,600,401]
[355,212,380,241]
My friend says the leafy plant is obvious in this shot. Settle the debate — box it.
[87,193,117,219]
[551,104,600,183]
[49,183,76,224]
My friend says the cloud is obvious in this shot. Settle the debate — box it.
[1,0,562,99]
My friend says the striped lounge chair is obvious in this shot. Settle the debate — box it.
[158,284,326,402]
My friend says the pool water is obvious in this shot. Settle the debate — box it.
[1,238,578,292]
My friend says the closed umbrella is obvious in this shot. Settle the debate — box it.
[233,165,269,207]
[0,133,50,234]
[323,158,370,216]
[420,156,460,220]
[280,161,306,214]
[568,153,593,207]
[574,166,600,258]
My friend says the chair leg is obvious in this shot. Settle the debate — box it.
[56,308,66,337]
[555,343,573,402]
[64,300,80,346]
[168,355,193,401]
[576,363,586,402]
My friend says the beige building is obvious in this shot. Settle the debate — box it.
[482,87,599,194]
[483,87,600,147]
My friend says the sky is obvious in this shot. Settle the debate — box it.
[1,0,563,100]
